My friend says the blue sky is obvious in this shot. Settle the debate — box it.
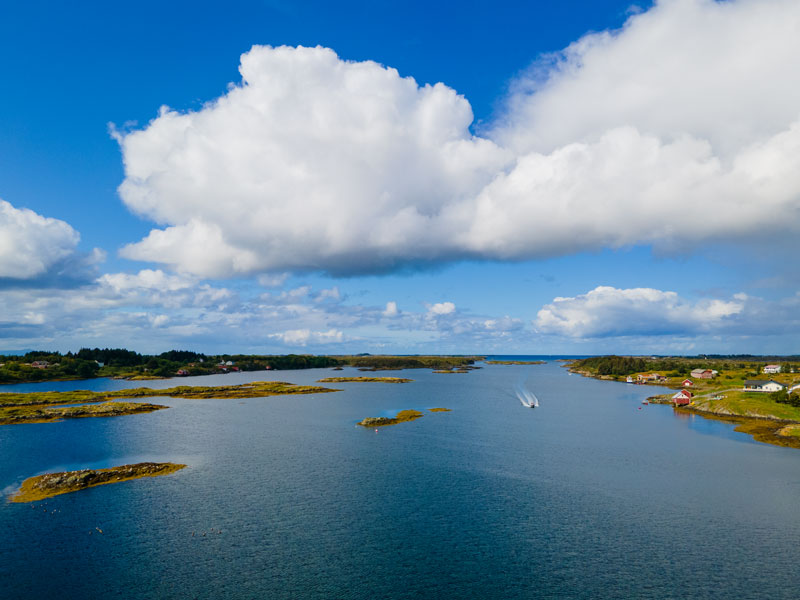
[1,0,798,355]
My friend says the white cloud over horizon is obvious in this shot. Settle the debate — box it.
[534,285,800,339]
[0,199,102,284]
[1,267,798,354]
[114,0,800,278]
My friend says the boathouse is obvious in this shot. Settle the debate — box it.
[672,390,693,405]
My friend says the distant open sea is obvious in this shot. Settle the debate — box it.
[2,359,799,599]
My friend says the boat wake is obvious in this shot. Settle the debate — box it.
[515,384,539,408]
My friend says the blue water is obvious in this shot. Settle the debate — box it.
[2,359,800,599]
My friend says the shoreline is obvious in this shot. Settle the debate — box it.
[11,462,186,503]
[565,360,800,450]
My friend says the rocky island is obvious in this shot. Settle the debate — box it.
[11,462,186,503]
[0,401,168,425]
[317,377,413,383]
[358,407,450,427]
[0,381,339,426]
[486,360,546,365]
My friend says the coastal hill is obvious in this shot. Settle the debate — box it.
[0,349,483,385]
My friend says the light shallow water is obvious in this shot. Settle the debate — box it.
[2,359,799,599]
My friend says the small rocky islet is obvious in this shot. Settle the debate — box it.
[317,376,413,383]
[358,408,450,428]
[11,462,186,503]
[0,381,339,426]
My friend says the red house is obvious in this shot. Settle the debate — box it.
[682,379,694,387]
[672,390,693,405]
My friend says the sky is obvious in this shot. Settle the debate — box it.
[1,0,799,355]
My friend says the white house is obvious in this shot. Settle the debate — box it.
[763,364,781,374]
[743,380,786,393]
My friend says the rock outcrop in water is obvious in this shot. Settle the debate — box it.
[11,462,186,503]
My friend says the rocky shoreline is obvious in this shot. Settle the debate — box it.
[11,462,186,503]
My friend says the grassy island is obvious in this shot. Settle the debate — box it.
[0,401,167,425]
[317,377,413,383]
[0,381,338,409]
[11,462,186,503]
[0,381,339,426]
[358,408,450,427]
[486,360,546,365]
[338,355,482,371]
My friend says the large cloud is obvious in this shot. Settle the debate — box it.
[116,0,800,277]
[534,285,800,338]
[0,199,91,283]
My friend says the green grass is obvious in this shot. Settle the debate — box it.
[11,462,186,503]
[691,390,800,421]
[358,410,425,427]
[0,401,167,425]
[0,381,339,409]
[486,360,546,365]
[337,355,482,370]
[316,377,413,383]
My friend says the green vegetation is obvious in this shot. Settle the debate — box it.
[0,381,339,426]
[486,360,546,365]
[0,381,338,409]
[0,401,167,425]
[357,407,450,427]
[317,377,413,383]
[358,410,424,427]
[570,355,800,381]
[11,462,186,503]
[778,424,800,438]
[0,349,482,384]
[572,355,800,450]
[689,390,800,422]
[337,355,482,371]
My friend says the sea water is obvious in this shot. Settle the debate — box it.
[1,359,799,599]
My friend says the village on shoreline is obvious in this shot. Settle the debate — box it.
[566,356,800,448]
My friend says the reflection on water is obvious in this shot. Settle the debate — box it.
[1,360,798,599]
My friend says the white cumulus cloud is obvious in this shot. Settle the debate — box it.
[427,301,456,316]
[0,199,83,281]
[115,1,800,277]
[269,328,344,346]
[534,286,747,338]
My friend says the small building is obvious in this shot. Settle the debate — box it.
[690,368,716,379]
[626,376,634,383]
[682,379,694,387]
[763,365,781,374]
[31,361,49,369]
[637,373,666,383]
[743,380,786,393]
[672,390,693,405]
[176,369,189,376]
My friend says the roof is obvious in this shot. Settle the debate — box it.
[744,379,785,387]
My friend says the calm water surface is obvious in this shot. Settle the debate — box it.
[2,360,799,599]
